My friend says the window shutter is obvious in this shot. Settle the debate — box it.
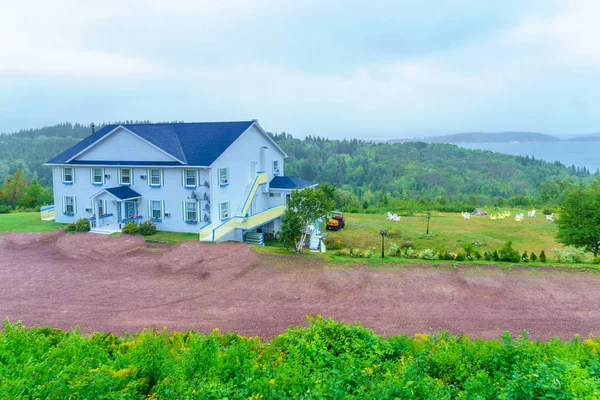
[147,169,150,186]
[73,168,76,183]
[90,168,93,183]
[62,196,65,213]
[91,200,93,214]
[117,168,121,184]
[195,201,199,222]
[148,200,151,218]
[74,197,78,214]
[161,169,164,186]
[162,200,165,219]
[182,201,185,221]
[103,168,106,184]
[131,168,134,185]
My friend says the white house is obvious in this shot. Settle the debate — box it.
[46,120,316,243]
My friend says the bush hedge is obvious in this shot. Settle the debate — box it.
[2,317,600,398]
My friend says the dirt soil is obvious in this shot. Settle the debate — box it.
[2,231,600,340]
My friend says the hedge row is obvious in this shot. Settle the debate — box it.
[2,317,600,398]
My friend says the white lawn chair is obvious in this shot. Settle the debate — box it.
[387,212,394,221]
[528,210,536,218]
[546,214,554,221]
[392,214,401,222]
[463,212,470,220]
[515,215,524,222]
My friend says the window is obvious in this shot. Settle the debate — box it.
[185,169,196,187]
[125,201,137,218]
[92,168,103,185]
[269,192,281,197]
[62,167,73,184]
[186,201,197,222]
[64,196,74,214]
[220,201,230,220]
[150,169,161,186]
[97,199,104,216]
[120,168,131,185]
[273,160,280,175]
[151,200,162,220]
[218,168,229,186]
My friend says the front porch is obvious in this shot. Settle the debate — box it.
[89,187,144,234]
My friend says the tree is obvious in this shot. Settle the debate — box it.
[0,170,28,207]
[279,187,334,252]
[556,181,600,256]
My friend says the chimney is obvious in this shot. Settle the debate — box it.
[91,123,96,134]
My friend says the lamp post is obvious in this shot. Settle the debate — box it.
[380,229,387,258]
[426,213,431,236]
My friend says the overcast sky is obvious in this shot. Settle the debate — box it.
[1,0,599,138]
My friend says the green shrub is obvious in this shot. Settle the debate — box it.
[455,251,466,261]
[552,247,586,264]
[521,251,529,262]
[420,248,436,260]
[401,240,414,249]
[473,251,482,260]
[484,251,493,261]
[122,221,139,235]
[326,239,344,250]
[388,243,401,256]
[337,248,350,256]
[539,250,547,263]
[138,220,157,236]
[0,205,12,214]
[65,223,77,232]
[75,218,90,232]
[362,250,372,259]
[404,247,416,259]
[493,250,500,261]
[498,241,520,263]
[530,252,538,262]
[593,257,600,265]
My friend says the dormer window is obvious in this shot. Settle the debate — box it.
[91,168,103,185]
[62,167,73,184]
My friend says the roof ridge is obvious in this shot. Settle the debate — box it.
[120,120,255,126]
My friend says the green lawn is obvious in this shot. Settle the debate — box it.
[144,231,199,244]
[322,211,561,256]
[0,212,64,232]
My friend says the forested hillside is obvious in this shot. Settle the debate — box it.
[275,133,594,211]
[0,123,594,211]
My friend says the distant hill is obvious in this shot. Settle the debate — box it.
[390,132,560,144]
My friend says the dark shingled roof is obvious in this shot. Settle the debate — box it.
[47,121,257,166]
[104,186,142,200]
[269,176,317,190]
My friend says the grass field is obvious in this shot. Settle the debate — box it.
[322,211,561,256]
[0,212,64,232]
[0,211,563,258]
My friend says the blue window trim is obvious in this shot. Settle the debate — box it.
[89,217,96,221]
[184,185,197,189]
[185,220,198,225]
[149,184,161,188]
[99,213,114,219]
[119,168,132,186]
[63,212,75,217]
[151,218,162,223]
[219,183,229,187]
[91,183,103,186]
[62,182,74,185]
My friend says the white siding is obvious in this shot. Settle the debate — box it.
[77,128,176,162]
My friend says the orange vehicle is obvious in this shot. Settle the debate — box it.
[326,211,345,231]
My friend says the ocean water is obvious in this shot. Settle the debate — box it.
[457,141,600,172]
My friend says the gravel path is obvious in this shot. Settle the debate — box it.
[2,232,599,339]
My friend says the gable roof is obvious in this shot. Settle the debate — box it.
[47,121,284,166]
[98,187,142,201]
[269,176,317,190]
